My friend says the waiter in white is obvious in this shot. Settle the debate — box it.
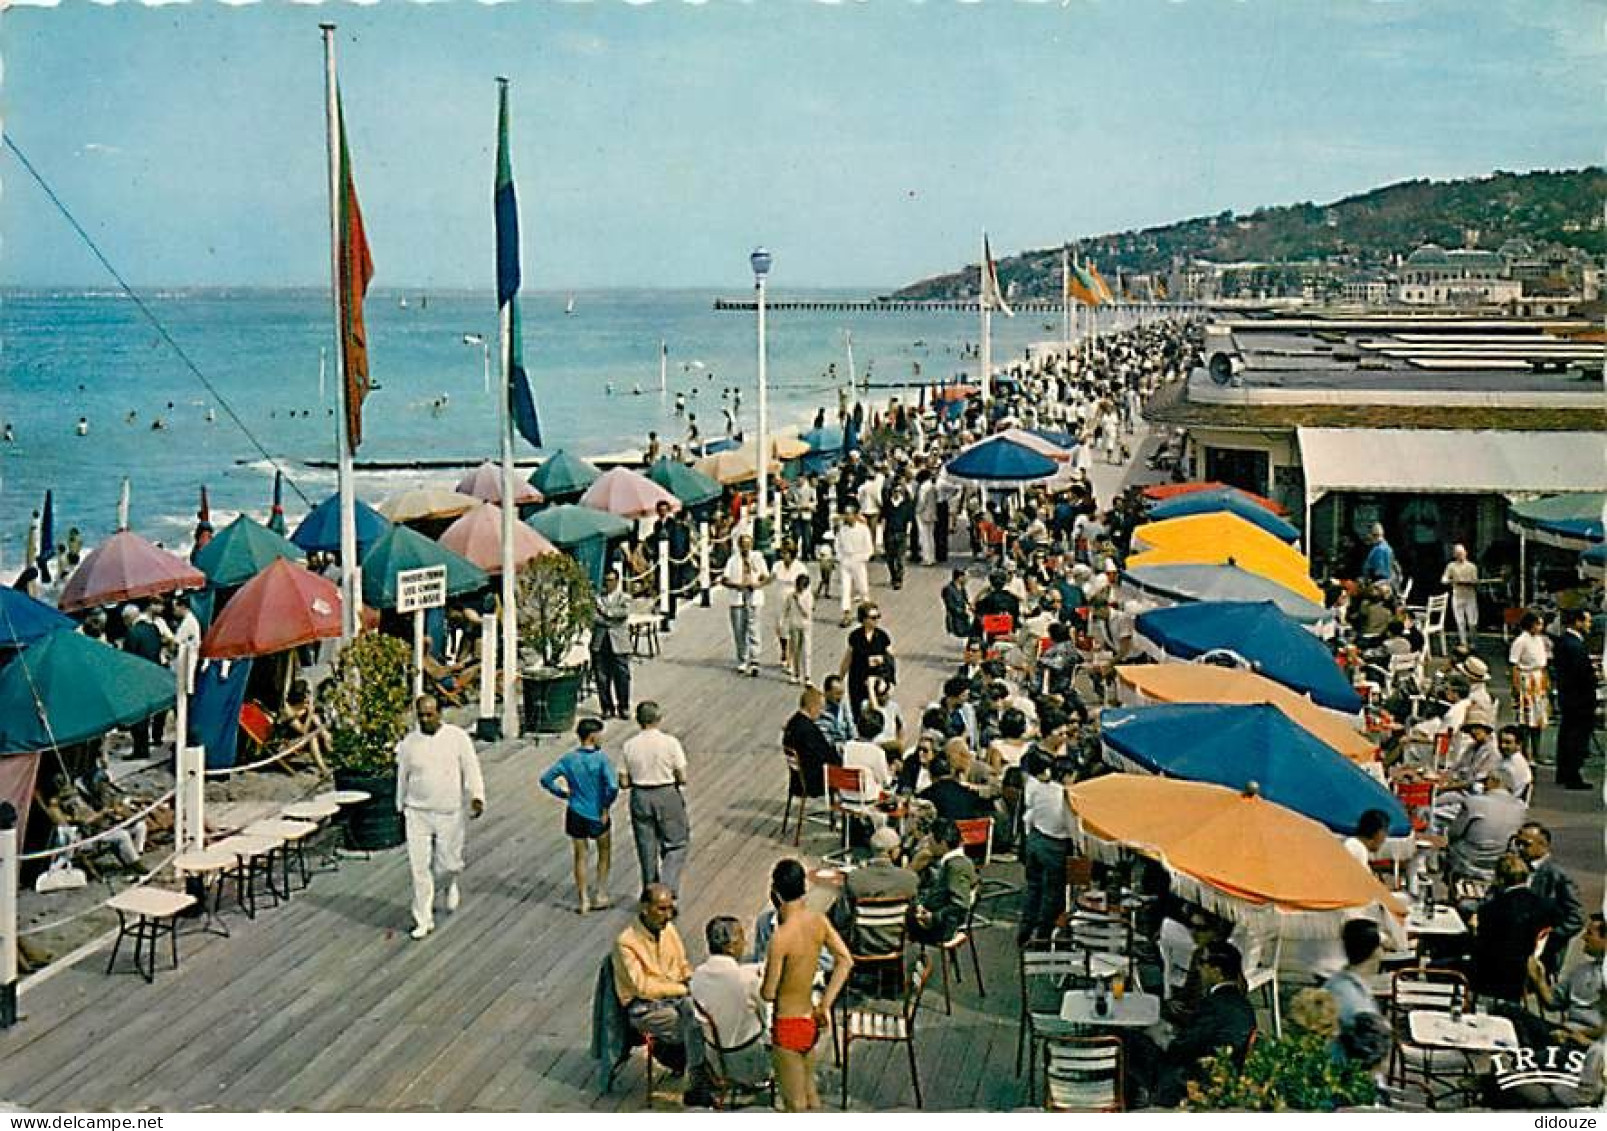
[395,694,485,940]
[836,505,875,627]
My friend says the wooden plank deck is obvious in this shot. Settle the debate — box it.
[0,539,1038,1112]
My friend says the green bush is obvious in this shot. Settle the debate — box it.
[1186,1030,1377,1112]
[318,631,414,776]
[516,552,595,671]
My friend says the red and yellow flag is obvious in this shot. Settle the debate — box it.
[336,95,375,451]
[1089,264,1116,304]
[1065,260,1102,307]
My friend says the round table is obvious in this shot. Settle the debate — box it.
[316,789,372,807]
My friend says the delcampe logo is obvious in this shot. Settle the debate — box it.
[1490,1044,1590,1093]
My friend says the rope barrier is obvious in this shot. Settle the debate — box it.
[19,850,180,937]
[19,789,177,863]
[202,730,317,778]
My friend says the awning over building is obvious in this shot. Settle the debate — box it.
[1298,428,1607,503]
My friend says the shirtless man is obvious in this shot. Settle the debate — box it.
[760,858,853,1112]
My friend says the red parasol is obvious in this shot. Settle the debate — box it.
[438,502,558,574]
[200,558,343,659]
[1140,480,1289,516]
[455,461,544,507]
[58,530,206,613]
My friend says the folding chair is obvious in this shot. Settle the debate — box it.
[1042,1035,1124,1112]
[1387,967,1474,1109]
[824,764,880,866]
[841,957,934,1110]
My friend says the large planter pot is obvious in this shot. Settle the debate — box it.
[521,667,584,734]
[333,768,406,851]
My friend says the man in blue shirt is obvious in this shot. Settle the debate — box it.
[1361,523,1398,594]
[541,717,620,915]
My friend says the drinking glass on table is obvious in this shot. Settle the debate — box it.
[1111,973,1126,1000]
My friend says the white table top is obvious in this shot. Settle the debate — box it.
[1405,905,1467,937]
[1060,989,1160,1028]
[317,790,372,806]
[245,818,317,840]
[106,886,196,917]
[283,800,341,821]
[173,850,236,873]
[1408,1010,1518,1053]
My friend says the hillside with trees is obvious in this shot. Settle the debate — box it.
[894,167,1606,301]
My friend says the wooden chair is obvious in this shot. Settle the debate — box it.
[1042,1034,1124,1112]
[1059,855,1096,926]
[628,599,661,657]
[846,896,912,1001]
[840,957,934,1111]
[1387,967,1473,1108]
[779,745,807,846]
[693,1000,776,1110]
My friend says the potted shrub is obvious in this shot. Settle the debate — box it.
[516,552,594,733]
[1185,992,1379,1112]
[319,631,414,850]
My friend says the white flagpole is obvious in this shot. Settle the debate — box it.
[117,477,131,531]
[659,339,668,396]
[497,79,521,739]
[318,346,327,404]
[1061,246,1071,349]
[979,234,992,404]
[322,24,361,643]
[845,329,857,413]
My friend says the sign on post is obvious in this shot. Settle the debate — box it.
[398,566,448,697]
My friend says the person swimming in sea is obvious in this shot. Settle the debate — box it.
[76,417,88,437]
[150,417,166,431]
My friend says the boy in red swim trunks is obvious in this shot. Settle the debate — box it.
[760,858,853,1111]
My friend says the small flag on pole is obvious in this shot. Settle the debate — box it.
[335,93,376,451]
[1066,252,1102,307]
[496,84,542,449]
[1089,264,1116,304]
[193,485,215,559]
[35,490,54,584]
[268,470,287,535]
[980,234,1014,318]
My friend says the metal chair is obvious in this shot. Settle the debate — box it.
[1387,966,1473,1109]
[1422,593,1450,657]
[955,815,1018,926]
[1015,945,1089,1081]
[921,886,984,1016]
[840,957,934,1110]
[846,896,912,1001]
[824,764,880,866]
[1042,1034,1124,1112]
[693,1000,776,1110]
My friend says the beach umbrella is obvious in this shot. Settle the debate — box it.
[1122,562,1329,625]
[526,503,632,548]
[360,525,490,610]
[199,558,342,660]
[289,493,392,556]
[769,434,811,461]
[1099,703,1408,836]
[58,530,206,613]
[527,449,601,499]
[1029,427,1079,450]
[646,459,722,508]
[267,471,287,536]
[693,447,781,486]
[191,514,302,588]
[1141,480,1289,516]
[799,426,843,454]
[944,436,1059,483]
[843,414,861,454]
[995,427,1074,460]
[939,384,978,403]
[1127,512,1322,605]
[456,461,544,507]
[1147,488,1302,543]
[1066,773,1404,936]
[1115,663,1376,764]
[375,486,479,524]
[0,588,74,650]
[1134,600,1363,714]
[580,467,682,519]
[1506,492,1606,551]
[0,628,175,753]
[439,503,558,574]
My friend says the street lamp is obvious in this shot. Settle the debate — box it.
[462,333,490,394]
[750,247,772,535]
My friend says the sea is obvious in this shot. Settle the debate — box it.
[0,286,1074,566]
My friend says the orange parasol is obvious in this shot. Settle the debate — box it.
[1127,512,1323,605]
[438,502,558,573]
[1066,773,1404,936]
[1114,664,1378,764]
[200,558,343,659]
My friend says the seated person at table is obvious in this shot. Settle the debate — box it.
[1153,941,1255,1107]
[840,709,894,804]
[1161,908,1233,1029]
[1440,708,1502,795]
[1445,773,1527,885]
[1321,919,1392,1068]
[689,916,770,1091]
[1341,809,1391,870]
[946,737,1000,799]
[783,687,842,799]
[832,827,919,959]
[1470,852,1556,1010]
[906,818,976,947]
[917,755,990,823]
[1528,913,1606,1046]
[613,884,716,1106]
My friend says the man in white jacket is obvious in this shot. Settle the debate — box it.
[836,506,875,627]
[395,695,485,940]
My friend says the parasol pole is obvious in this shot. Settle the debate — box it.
[322,24,361,643]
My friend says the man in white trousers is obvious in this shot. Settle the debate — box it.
[914,470,938,567]
[837,506,874,627]
[395,695,485,940]
[1441,543,1480,648]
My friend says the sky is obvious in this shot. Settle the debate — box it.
[3,0,1603,290]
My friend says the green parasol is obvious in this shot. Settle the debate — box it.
[0,628,176,753]
[359,524,490,610]
[192,514,303,588]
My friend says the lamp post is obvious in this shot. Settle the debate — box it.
[462,333,490,394]
[750,247,772,539]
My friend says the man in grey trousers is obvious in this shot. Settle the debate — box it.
[618,701,691,893]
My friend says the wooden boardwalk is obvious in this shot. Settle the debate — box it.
[0,546,1037,1112]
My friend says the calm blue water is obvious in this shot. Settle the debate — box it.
[0,287,1061,563]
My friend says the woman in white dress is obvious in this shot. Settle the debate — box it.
[1507,611,1551,762]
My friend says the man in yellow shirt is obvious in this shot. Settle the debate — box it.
[612,884,714,1106]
